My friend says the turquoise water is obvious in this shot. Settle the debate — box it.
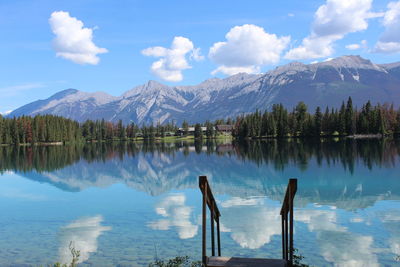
[0,139,399,266]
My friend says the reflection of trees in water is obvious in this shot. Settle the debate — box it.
[234,138,400,174]
[0,138,399,173]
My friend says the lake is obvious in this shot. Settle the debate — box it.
[0,139,399,266]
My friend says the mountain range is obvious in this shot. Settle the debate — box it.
[9,55,400,125]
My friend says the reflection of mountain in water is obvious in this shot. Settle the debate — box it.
[2,139,400,210]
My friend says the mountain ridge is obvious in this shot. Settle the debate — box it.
[9,55,400,124]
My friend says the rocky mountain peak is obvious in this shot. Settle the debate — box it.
[8,55,400,124]
[49,88,79,100]
[318,55,384,71]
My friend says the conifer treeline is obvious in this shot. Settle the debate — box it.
[0,115,81,145]
[233,98,400,138]
[1,98,400,144]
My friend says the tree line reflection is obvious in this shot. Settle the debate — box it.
[0,138,399,174]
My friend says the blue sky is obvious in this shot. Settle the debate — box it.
[1,0,400,113]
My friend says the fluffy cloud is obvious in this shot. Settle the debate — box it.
[148,193,198,239]
[345,40,367,50]
[58,215,111,264]
[209,24,290,75]
[285,0,379,60]
[142,37,202,82]
[49,11,108,65]
[346,44,360,50]
[374,1,400,53]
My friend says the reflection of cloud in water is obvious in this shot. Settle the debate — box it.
[220,197,281,249]
[350,217,364,223]
[380,210,400,257]
[319,231,378,267]
[220,197,264,208]
[148,193,198,239]
[296,209,346,232]
[58,215,111,264]
[297,206,379,266]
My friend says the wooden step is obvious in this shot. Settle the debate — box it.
[207,256,288,267]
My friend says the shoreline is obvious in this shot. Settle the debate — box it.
[0,133,396,146]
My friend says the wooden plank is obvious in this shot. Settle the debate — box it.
[289,185,294,263]
[217,216,221,256]
[207,257,287,267]
[202,177,207,265]
[281,215,285,260]
[211,203,215,256]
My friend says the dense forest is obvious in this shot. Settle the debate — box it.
[234,98,400,138]
[1,98,400,145]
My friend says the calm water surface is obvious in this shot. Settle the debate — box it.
[0,139,399,266]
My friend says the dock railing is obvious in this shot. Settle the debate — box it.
[199,176,297,266]
[280,178,297,266]
[199,175,221,266]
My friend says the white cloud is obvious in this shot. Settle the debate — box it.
[190,47,205,61]
[346,44,361,50]
[142,36,202,82]
[209,24,290,75]
[285,0,380,60]
[49,11,108,65]
[148,193,198,239]
[374,1,400,53]
[58,215,111,264]
[346,40,367,50]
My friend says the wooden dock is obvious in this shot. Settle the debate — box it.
[199,176,297,267]
[207,257,287,267]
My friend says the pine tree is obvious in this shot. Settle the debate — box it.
[117,120,126,140]
[294,102,307,135]
[194,123,203,139]
[345,97,355,135]
[378,108,386,135]
[0,115,3,144]
[11,119,20,145]
[268,114,277,137]
[396,108,400,134]
[182,120,189,136]
[314,106,322,136]
[322,106,330,134]
[205,121,214,138]
[338,101,346,134]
